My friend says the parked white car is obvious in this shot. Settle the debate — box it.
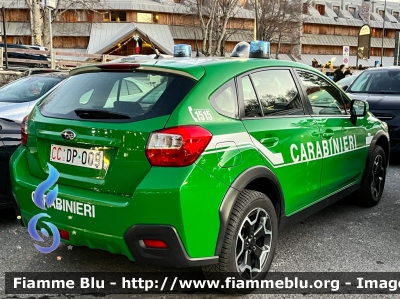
[0,73,68,122]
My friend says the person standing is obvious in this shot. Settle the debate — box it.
[324,61,333,69]
[312,58,319,68]
[333,64,346,82]
[344,68,352,77]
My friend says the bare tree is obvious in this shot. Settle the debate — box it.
[183,0,244,56]
[249,0,302,58]
[9,0,107,47]
[25,0,42,45]
[213,0,241,56]
[274,0,302,58]
[42,0,108,48]
[189,0,218,55]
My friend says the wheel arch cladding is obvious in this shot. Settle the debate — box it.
[215,166,284,256]
[369,131,390,167]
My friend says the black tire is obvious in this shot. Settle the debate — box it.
[202,189,278,291]
[353,145,387,207]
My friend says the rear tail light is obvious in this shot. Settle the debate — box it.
[142,239,168,249]
[145,126,212,167]
[59,229,70,241]
[21,115,29,146]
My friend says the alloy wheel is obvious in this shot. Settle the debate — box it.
[371,154,385,198]
[235,207,272,279]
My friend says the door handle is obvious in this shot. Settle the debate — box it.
[260,137,279,147]
[322,132,334,138]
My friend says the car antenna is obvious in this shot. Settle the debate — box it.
[146,34,160,59]
[194,31,200,57]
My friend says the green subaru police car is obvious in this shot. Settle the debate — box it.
[10,44,389,282]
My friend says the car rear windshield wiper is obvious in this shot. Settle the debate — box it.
[74,109,130,119]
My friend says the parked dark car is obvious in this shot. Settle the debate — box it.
[0,118,21,210]
[0,42,50,68]
[346,66,400,153]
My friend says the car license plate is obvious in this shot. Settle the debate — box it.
[50,144,103,169]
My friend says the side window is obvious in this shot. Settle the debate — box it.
[210,80,238,118]
[250,69,304,116]
[241,75,262,117]
[297,70,350,115]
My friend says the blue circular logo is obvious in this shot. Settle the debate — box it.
[28,163,61,254]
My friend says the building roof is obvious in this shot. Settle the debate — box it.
[3,22,30,36]
[0,0,254,19]
[87,22,175,54]
[301,34,395,48]
[3,22,91,37]
[169,25,202,40]
[3,0,400,29]
[135,23,175,54]
[87,23,127,54]
[304,14,400,29]
[169,25,253,42]
[53,23,92,37]
[303,0,400,29]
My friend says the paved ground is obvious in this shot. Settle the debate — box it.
[1,158,399,299]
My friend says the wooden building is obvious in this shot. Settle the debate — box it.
[1,0,399,66]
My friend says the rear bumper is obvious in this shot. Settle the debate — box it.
[124,225,218,267]
[18,210,218,267]
[10,146,226,267]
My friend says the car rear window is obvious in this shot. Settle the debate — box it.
[0,76,64,103]
[39,71,196,122]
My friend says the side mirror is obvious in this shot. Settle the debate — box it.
[350,99,368,125]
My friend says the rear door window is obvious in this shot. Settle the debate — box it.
[250,69,304,116]
[239,69,304,117]
[39,71,196,122]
